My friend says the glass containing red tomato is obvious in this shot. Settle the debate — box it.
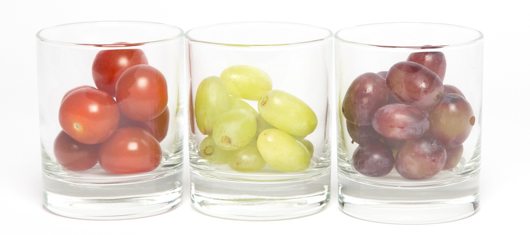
[36,21,185,220]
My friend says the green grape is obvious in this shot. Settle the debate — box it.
[220,65,272,101]
[228,139,266,172]
[258,90,318,137]
[200,136,231,164]
[292,134,308,141]
[299,139,314,157]
[257,129,310,172]
[229,96,258,117]
[256,114,276,135]
[213,108,257,150]
[195,76,231,135]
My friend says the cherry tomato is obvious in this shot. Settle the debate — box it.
[61,85,96,102]
[116,64,168,121]
[92,49,148,96]
[59,87,120,144]
[54,131,99,171]
[99,127,162,174]
[118,106,170,142]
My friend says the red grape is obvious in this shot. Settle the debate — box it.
[381,136,405,151]
[444,145,463,170]
[443,84,465,98]
[352,141,395,177]
[395,136,447,180]
[372,104,429,140]
[430,94,474,148]
[377,71,400,104]
[346,121,381,145]
[342,73,388,125]
[407,52,447,81]
[387,61,444,109]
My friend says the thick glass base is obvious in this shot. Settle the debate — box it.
[43,166,183,220]
[338,170,479,224]
[190,169,330,220]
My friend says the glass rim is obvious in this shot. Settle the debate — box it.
[335,22,484,49]
[185,21,333,47]
[36,20,184,46]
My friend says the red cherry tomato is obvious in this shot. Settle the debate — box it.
[98,127,162,174]
[92,49,148,96]
[62,85,96,102]
[54,131,99,171]
[59,87,120,144]
[116,64,168,121]
[118,107,170,142]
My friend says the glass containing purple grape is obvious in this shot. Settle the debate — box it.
[336,23,483,224]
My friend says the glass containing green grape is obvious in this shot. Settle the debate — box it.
[187,22,331,220]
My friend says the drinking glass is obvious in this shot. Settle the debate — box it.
[37,21,185,219]
[336,22,483,224]
[187,22,332,220]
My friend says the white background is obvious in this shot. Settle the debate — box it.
[1,0,528,234]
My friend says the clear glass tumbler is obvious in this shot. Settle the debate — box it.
[336,23,483,224]
[187,22,332,220]
[37,21,185,219]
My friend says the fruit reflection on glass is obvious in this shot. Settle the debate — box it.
[195,65,317,173]
[343,51,474,179]
[55,47,169,174]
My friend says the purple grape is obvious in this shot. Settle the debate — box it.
[352,141,395,177]
[376,71,388,78]
[342,73,388,125]
[444,145,463,170]
[372,104,429,140]
[381,136,405,151]
[443,84,465,98]
[395,136,447,180]
[377,71,401,104]
[346,121,381,145]
[387,61,444,109]
[430,94,474,148]
[407,52,447,81]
